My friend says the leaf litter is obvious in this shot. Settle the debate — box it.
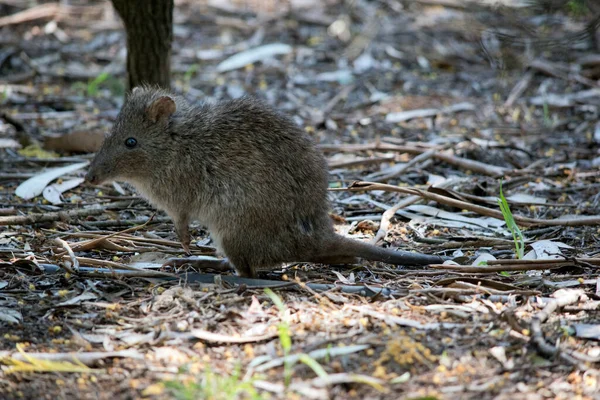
[2,0,600,399]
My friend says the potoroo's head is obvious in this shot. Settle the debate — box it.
[86,86,180,185]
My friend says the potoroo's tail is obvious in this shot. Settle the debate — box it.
[311,235,447,266]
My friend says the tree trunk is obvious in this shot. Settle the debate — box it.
[111,0,173,91]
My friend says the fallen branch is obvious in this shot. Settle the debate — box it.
[339,181,600,227]
[347,305,465,330]
[169,329,278,344]
[0,3,59,27]
[429,262,576,273]
[60,256,176,277]
[504,70,534,107]
[364,147,439,182]
[63,214,155,253]
[529,289,598,365]
[320,142,509,177]
[385,102,476,123]
[0,348,143,367]
[0,207,104,226]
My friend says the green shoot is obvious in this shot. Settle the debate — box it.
[566,0,589,16]
[264,288,293,387]
[542,101,551,127]
[325,344,332,364]
[298,354,329,378]
[498,181,524,259]
[87,72,110,96]
[82,72,125,97]
[162,365,261,400]
[184,64,199,84]
[263,289,332,389]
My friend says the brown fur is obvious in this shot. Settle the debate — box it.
[86,86,445,277]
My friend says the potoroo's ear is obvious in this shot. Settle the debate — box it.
[147,96,176,123]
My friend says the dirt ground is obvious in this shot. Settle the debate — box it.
[1,0,600,399]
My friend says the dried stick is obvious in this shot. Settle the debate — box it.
[371,178,465,245]
[364,147,439,182]
[320,142,508,177]
[63,256,175,277]
[0,3,59,27]
[53,238,79,273]
[339,181,600,227]
[504,70,534,107]
[488,258,600,266]
[169,329,278,344]
[67,214,155,253]
[529,59,600,89]
[0,207,104,226]
[529,289,598,365]
[429,262,576,273]
[433,151,507,176]
[328,155,395,169]
[60,232,216,253]
[318,142,434,154]
[0,349,143,366]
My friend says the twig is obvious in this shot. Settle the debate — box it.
[53,238,79,273]
[344,8,380,61]
[0,3,59,27]
[488,258,600,266]
[529,59,600,89]
[81,216,171,228]
[63,256,176,277]
[434,151,508,176]
[59,231,216,253]
[322,84,355,115]
[371,177,462,245]
[364,147,439,182]
[347,305,465,330]
[169,329,278,344]
[530,289,590,366]
[0,349,143,366]
[328,155,395,169]
[504,70,534,107]
[318,142,434,154]
[320,142,508,177]
[385,102,475,123]
[338,181,600,227]
[66,214,156,253]
[429,262,576,273]
[0,207,16,216]
[0,207,105,226]
[410,287,538,296]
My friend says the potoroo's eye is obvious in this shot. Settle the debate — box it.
[125,137,137,148]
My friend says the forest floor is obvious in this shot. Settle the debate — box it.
[1,0,600,399]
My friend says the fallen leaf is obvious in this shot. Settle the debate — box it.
[524,240,573,260]
[56,292,98,307]
[473,253,497,266]
[573,324,600,340]
[217,43,292,72]
[331,270,355,284]
[0,307,22,324]
[42,178,84,205]
[0,138,21,149]
[15,162,89,200]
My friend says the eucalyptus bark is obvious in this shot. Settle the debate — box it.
[111,0,173,90]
